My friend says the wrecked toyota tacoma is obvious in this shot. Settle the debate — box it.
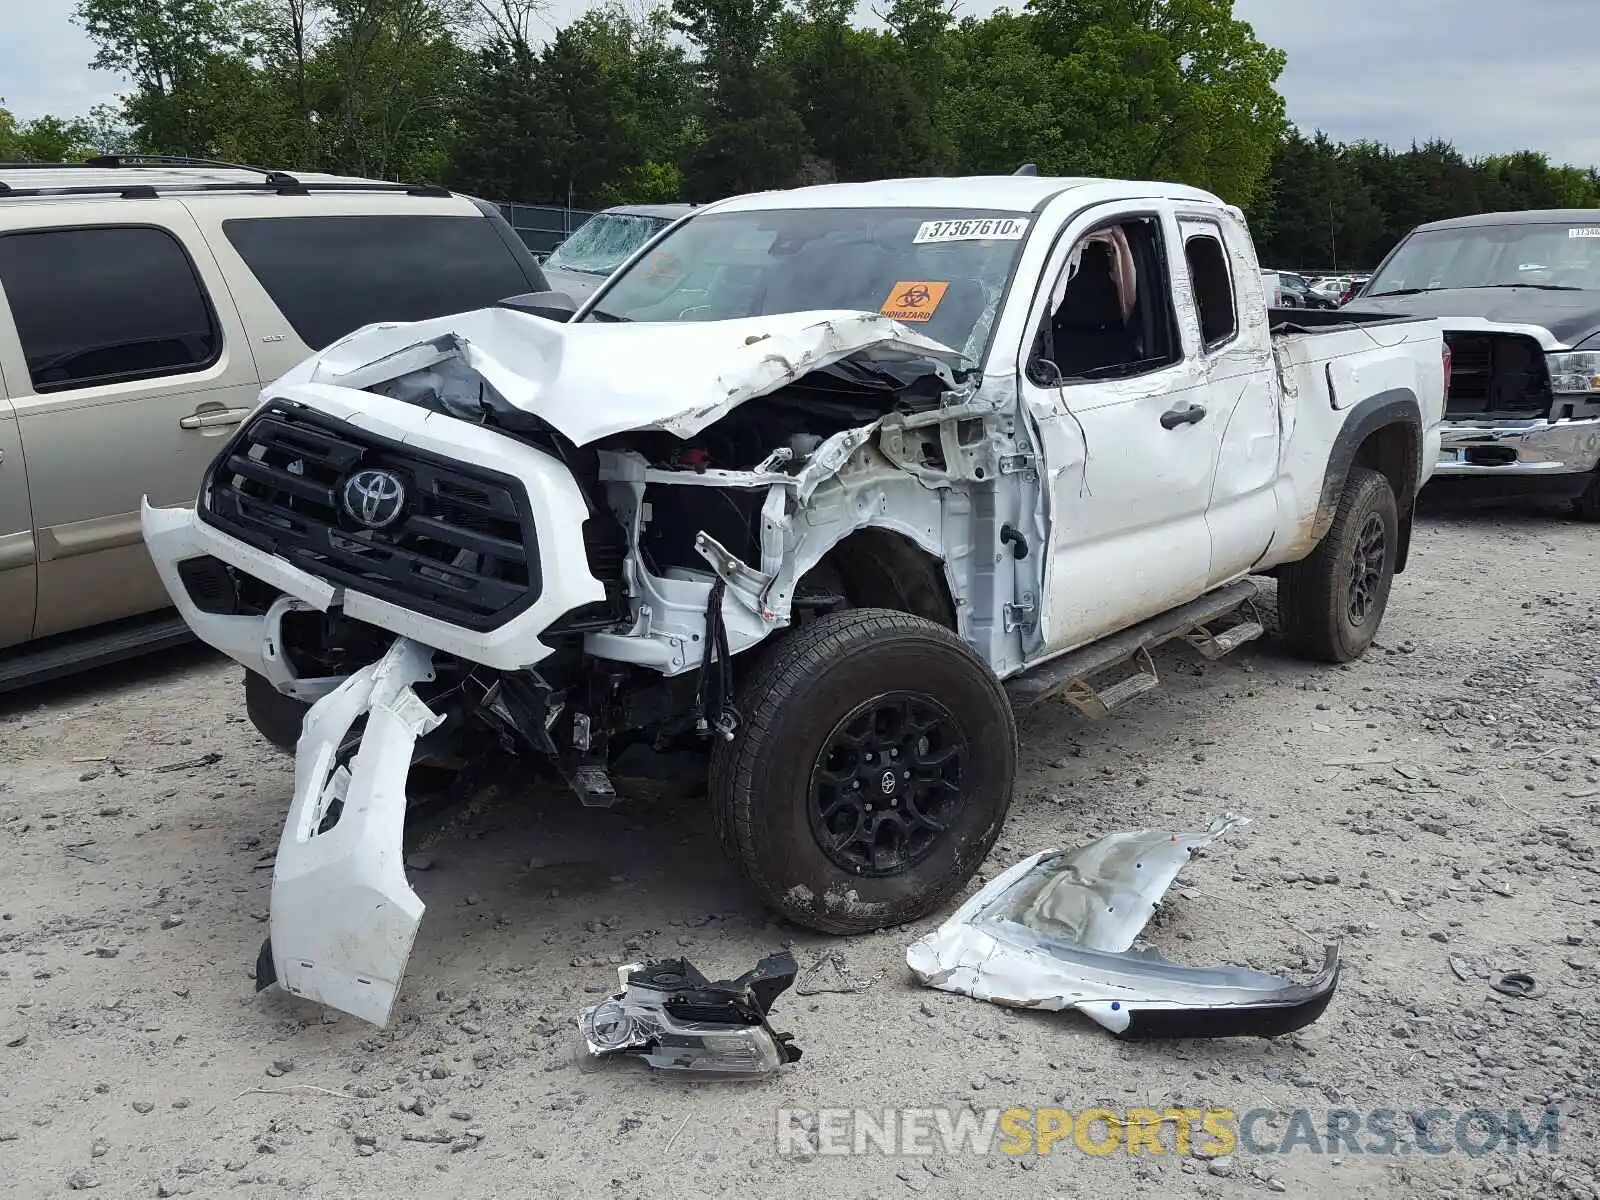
[141,175,1448,1025]
[1353,208,1600,519]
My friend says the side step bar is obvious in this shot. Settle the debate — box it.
[1005,580,1263,717]
[0,611,195,694]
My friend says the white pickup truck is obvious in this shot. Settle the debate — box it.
[141,174,1447,1025]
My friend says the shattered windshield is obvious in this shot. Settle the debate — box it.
[584,207,1036,363]
[1367,221,1600,294]
[545,212,674,276]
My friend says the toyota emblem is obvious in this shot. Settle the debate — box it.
[341,468,407,529]
[879,768,897,795]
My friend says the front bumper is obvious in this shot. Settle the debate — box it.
[258,636,440,1026]
[141,384,609,677]
[141,500,346,702]
[1433,416,1600,479]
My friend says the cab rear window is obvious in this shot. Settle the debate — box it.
[223,214,536,350]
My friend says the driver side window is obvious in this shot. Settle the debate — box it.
[1027,216,1181,385]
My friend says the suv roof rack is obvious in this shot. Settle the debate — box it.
[0,168,452,201]
[81,153,280,173]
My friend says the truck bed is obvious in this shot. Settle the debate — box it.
[1268,307,1434,334]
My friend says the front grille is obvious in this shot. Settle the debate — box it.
[1444,331,1551,418]
[199,401,541,631]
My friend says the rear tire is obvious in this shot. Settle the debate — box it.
[1277,466,1398,663]
[710,609,1016,934]
[245,670,309,753]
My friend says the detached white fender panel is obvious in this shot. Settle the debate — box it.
[266,637,440,1027]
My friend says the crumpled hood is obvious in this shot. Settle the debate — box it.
[271,307,969,446]
[1353,287,1600,349]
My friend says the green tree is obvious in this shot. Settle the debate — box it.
[941,10,1069,176]
[773,0,935,180]
[0,105,103,162]
[75,0,249,153]
[450,4,695,206]
[1022,0,1287,204]
[671,0,808,199]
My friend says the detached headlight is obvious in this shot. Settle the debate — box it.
[1547,350,1600,396]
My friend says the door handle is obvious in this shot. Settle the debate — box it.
[1160,403,1207,430]
[179,406,252,430]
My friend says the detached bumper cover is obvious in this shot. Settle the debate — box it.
[905,815,1341,1039]
[1434,416,1600,477]
[259,636,439,1027]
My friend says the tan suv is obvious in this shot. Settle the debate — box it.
[0,156,553,691]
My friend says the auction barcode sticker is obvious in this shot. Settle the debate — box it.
[1568,227,1600,238]
[914,218,1028,244]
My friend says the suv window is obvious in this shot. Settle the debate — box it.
[1185,232,1237,347]
[0,225,220,393]
[224,214,536,351]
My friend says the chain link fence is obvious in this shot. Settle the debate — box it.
[495,201,598,257]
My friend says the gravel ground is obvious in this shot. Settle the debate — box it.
[1,502,1596,1200]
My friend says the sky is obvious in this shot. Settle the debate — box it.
[5,0,1600,167]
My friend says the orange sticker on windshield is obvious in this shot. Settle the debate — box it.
[645,250,680,281]
[881,281,949,323]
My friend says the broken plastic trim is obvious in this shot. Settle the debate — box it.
[259,637,441,1027]
[904,814,1341,1039]
[577,950,803,1077]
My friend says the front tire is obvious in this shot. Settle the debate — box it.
[1573,470,1600,523]
[1277,466,1399,663]
[245,670,310,753]
[710,609,1016,934]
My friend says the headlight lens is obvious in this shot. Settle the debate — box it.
[1546,350,1600,395]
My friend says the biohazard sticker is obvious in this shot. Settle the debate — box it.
[881,281,950,322]
[913,218,1027,244]
[645,250,682,280]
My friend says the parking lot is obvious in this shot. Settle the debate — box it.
[1,500,1596,1200]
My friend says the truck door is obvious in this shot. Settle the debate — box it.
[0,386,34,651]
[0,202,260,639]
[1176,212,1282,585]
[1019,206,1225,654]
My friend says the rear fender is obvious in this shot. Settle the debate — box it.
[1313,388,1422,561]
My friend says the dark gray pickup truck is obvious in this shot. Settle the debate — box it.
[1354,209,1600,519]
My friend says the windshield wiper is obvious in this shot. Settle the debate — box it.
[586,308,632,322]
[1457,283,1584,292]
[1366,287,1440,297]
